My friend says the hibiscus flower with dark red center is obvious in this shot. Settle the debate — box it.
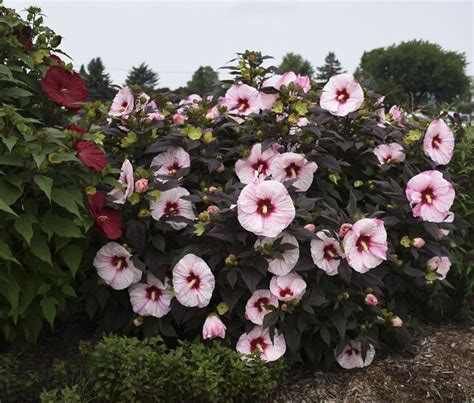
[41,66,88,110]
[88,192,122,240]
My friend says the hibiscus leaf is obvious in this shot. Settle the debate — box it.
[60,245,82,278]
[51,188,81,217]
[34,175,53,202]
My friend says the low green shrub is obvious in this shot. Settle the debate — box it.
[0,353,40,400]
[84,335,285,402]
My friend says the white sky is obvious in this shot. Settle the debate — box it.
[5,0,473,89]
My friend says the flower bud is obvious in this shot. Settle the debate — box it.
[364,294,378,306]
[172,113,186,125]
[135,178,148,193]
[198,211,210,222]
[202,315,226,340]
[207,205,220,215]
[304,223,316,232]
[138,208,151,218]
[412,237,425,248]
[392,316,403,327]
[225,254,238,267]
[339,223,353,238]
[216,163,225,173]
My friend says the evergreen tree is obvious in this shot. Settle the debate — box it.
[187,66,219,95]
[279,52,314,77]
[125,62,159,90]
[82,58,115,102]
[316,52,346,85]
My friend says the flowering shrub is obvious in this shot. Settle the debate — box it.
[83,51,461,367]
[0,5,107,342]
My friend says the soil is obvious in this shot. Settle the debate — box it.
[275,323,474,402]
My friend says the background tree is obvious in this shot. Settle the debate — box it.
[125,62,159,90]
[279,52,314,77]
[316,52,345,85]
[187,66,219,95]
[357,40,470,106]
[81,57,115,102]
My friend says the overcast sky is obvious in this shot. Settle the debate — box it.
[5,0,473,89]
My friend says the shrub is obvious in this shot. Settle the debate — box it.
[0,4,107,343]
[0,353,40,400]
[83,50,462,367]
[68,335,283,402]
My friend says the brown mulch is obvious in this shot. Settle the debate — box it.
[275,324,474,402]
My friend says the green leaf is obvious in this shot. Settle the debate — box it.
[0,279,20,308]
[0,87,33,98]
[31,233,52,265]
[0,197,18,216]
[34,175,53,202]
[0,154,24,166]
[60,245,83,277]
[14,213,37,244]
[40,297,57,327]
[0,240,20,264]
[51,188,81,216]
[0,65,13,78]
[1,136,17,152]
[0,178,22,205]
[293,101,308,116]
[61,284,76,297]
[42,213,82,238]
[37,283,51,295]
[32,153,46,168]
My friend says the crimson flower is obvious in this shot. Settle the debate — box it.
[41,66,88,110]
[75,140,107,172]
[88,192,122,240]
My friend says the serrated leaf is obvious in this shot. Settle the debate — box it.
[0,87,33,98]
[40,297,57,327]
[31,233,52,265]
[14,213,37,244]
[42,213,82,238]
[0,196,18,216]
[51,188,81,216]
[0,154,24,166]
[1,136,17,151]
[0,240,20,264]
[34,175,53,202]
[60,245,83,278]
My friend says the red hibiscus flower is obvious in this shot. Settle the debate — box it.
[75,140,107,172]
[88,192,122,240]
[68,123,87,135]
[41,66,88,110]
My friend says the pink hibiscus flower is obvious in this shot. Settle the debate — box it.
[405,170,455,223]
[172,253,215,308]
[128,272,173,318]
[343,218,388,274]
[373,143,406,165]
[93,242,141,290]
[222,84,261,116]
[388,105,405,127]
[151,147,191,180]
[423,119,455,165]
[236,326,286,362]
[202,315,226,340]
[310,231,343,276]
[271,152,318,192]
[109,86,134,117]
[260,72,311,109]
[150,187,195,230]
[245,289,279,325]
[237,180,296,238]
[269,273,307,302]
[336,341,375,369]
[426,256,451,280]
[254,232,300,275]
[235,143,280,184]
[108,159,134,204]
[320,73,364,117]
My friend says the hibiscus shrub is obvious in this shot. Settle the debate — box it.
[0,5,107,343]
[83,50,461,368]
